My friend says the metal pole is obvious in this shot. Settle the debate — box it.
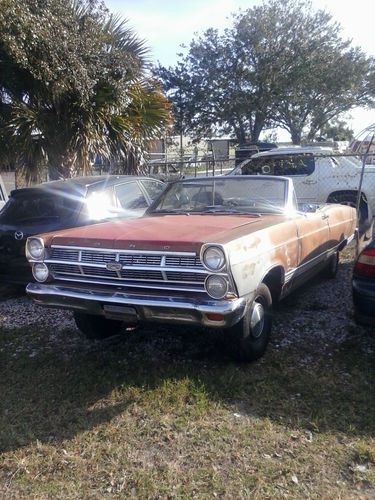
[356,130,375,256]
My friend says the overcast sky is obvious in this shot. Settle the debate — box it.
[106,0,375,137]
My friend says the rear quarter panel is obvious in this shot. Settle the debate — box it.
[222,204,356,299]
[324,204,357,244]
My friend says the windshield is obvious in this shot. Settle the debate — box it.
[236,154,315,176]
[0,190,82,225]
[149,177,288,215]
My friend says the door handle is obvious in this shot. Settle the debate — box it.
[321,214,329,220]
[302,179,317,185]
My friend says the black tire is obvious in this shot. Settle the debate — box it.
[74,312,124,340]
[226,283,272,362]
[322,251,339,279]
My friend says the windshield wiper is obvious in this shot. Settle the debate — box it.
[151,207,264,216]
[198,206,262,216]
[150,209,190,215]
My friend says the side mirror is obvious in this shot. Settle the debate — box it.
[301,203,319,213]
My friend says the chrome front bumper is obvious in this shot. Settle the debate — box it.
[26,282,249,328]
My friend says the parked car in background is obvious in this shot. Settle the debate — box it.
[147,161,184,182]
[352,234,375,325]
[231,146,375,231]
[0,174,8,210]
[26,175,356,362]
[0,175,165,284]
[234,141,277,165]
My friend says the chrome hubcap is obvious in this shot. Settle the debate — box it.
[250,302,265,339]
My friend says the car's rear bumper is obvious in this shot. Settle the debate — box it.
[26,282,249,328]
[352,277,375,326]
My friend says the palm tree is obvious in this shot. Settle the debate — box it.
[0,0,171,182]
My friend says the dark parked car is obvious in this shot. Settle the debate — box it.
[0,175,165,284]
[352,235,375,325]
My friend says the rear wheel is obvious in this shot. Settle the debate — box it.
[226,283,272,362]
[74,312,124,340]
[322,251,339,279]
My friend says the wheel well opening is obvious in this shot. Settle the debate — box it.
[327,190,368,205]
[327,190,371,225]
[262,267,284,303]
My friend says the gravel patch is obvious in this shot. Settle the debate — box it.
[0,245,373,361]
[0,297,74,331]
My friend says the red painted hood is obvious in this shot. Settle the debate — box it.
[46,214,283,252]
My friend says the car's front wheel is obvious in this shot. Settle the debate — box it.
[227,283,272,362]
[74,312,124,340]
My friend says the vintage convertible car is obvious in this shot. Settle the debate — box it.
[25,176,357,362]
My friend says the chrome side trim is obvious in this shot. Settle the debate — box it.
[346,232,356,245]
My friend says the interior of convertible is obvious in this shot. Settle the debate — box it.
[150,177,289,215]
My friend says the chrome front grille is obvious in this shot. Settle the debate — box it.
[81,251,117,264]
[47,245,208,292]
[165,256,203,268]
[82,266,118,278]
[51,263,81,274]
[120,269,164,280]
[50,248,80,261]
[166,271,205,283]
[119,255,163,266]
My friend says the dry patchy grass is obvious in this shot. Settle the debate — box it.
[0,258,374,498]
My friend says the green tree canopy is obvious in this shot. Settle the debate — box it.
[155,0,375,145]
[318,119,354,142]
[0,0,171,180]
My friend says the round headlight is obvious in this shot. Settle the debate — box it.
[32,263,49,282]
[205,275,228,299]
[203,246,226,271]
[27,238,45,260]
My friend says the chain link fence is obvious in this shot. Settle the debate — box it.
[232,149,375,240]
[143,154,236,181]
[143,147,375,239]
[2,146,375,243]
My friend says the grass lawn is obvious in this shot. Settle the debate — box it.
[0,260,374,498]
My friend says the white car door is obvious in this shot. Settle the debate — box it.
[283,155,319,204]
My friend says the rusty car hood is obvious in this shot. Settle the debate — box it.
[46,214,285,252]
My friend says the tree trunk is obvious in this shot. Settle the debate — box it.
[306,127,318,141]
[237,128,246,145]
[252,113,265,142]
[231,119,246,145]
[290,128,301,145]
[46,149,78,180]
